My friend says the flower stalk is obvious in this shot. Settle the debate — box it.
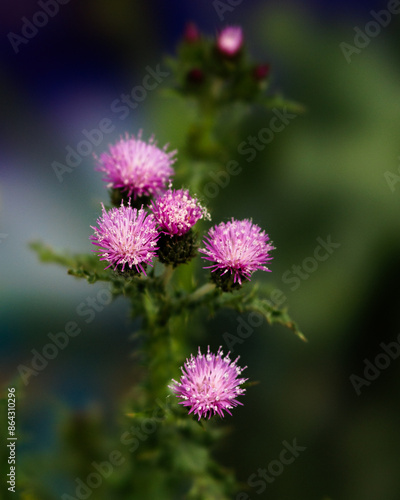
[28,23,305,500]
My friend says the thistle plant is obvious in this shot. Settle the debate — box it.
[30,24,305,500]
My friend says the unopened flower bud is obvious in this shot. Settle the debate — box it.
[253,63,270,81]
[187,68,205,84]
[183,22,200,43]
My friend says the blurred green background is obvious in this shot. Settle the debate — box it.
[1,1,400,499]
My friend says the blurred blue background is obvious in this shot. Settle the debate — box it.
[1,1,400,499]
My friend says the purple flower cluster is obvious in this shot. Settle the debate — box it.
[91,132,274,285]
[91,125,277,420]
[169,346,247,420]
[199,218,274,285]
[151,187,210,236]
[95,132,176,199]
[90,203,158,274]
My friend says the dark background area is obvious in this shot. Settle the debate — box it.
[1,1,400,499]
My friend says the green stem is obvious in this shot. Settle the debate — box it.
[160,264,174,288]
[188,282,216,302]
[145,323,175,403]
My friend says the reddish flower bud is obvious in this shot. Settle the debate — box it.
[183,22,200,43]
[254,63,270,81]
[187,67,204,84]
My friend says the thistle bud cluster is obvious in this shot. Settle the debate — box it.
[172,24,271,104]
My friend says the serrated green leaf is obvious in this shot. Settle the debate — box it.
[213,285,306,342]
[30,241,111,282]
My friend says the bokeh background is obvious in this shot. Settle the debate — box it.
[1,0,400,499]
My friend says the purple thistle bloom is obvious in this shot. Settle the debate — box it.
[95,132,176,199]
[151,187,210,236]
[216,26,243,57]
[90,203,158,274]
[169,346,247,420]
[199,218,274,285]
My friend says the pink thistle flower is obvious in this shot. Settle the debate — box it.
[95,132,176,200]
[199,218,274,286]
[90,202,158,274]
[151,187,210,237]
[216,26,243,57]
[169,346,247,420]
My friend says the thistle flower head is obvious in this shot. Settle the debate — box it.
[90,202,158,274]
[169,346,247,420]
[151,187,210,236]
[199,218,274,286]
[216,26,243,57]
[95,132,176,199]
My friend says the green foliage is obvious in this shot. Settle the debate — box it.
[29,240,303,340]
[29,241,110,284]
[214,284,306,342]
